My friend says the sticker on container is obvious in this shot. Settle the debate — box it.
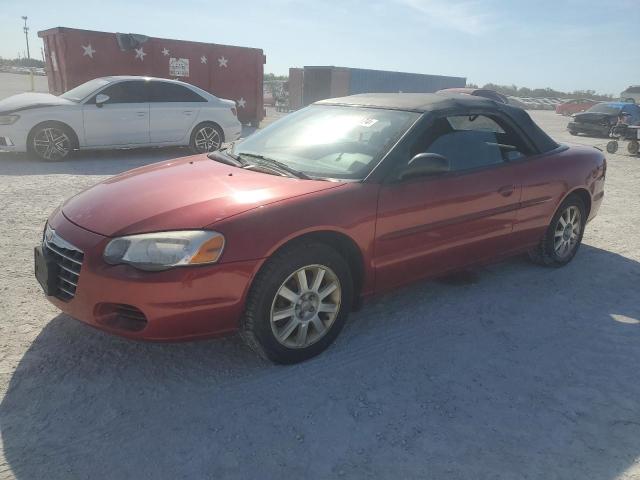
[51,51,58,72]
[359,118,378,128]
[169,58,190,77]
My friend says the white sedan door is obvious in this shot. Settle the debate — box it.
[148,81,206,143]
[82,80,150,147]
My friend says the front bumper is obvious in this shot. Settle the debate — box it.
[43,211,261,341]
[0,124,25,152]
[568,122,610,137]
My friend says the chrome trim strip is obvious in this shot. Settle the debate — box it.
[58,275,78,287]
[45,243,83,266]
[58,285,75,297]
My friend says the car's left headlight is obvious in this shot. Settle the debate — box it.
[103,230,225,271]
[0,115,19,125]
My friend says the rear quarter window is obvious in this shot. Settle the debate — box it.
[149,83,207,102]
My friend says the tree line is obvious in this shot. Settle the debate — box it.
[467,82,614,101]
[0,57,45,68]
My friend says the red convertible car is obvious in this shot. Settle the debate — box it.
[35,93,606,363]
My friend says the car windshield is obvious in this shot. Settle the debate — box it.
[232,105,419,179]
[60,78,110,102]
[587,104,621,115]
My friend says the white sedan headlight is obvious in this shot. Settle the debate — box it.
[0,115,19,125]
[104,230,225,271]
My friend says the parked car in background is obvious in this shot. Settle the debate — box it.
[568,102,640,137]
[35,93,606,364]
[436,87,508,104]
[0,76,241,160]
[556,98,598,116]
[621,85,640,104]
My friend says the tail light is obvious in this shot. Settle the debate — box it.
[231,107,237,117]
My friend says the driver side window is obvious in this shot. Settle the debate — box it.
[90,81,148,104]
[411,114,528,172]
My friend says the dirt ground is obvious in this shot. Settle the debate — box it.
[1,108,639,480]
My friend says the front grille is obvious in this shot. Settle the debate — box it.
[44,231,84,302]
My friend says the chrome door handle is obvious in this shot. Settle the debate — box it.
[136,112,147,117]
[498,185,515,197]
[183,111,193,116]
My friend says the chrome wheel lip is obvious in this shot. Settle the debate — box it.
[194,126,221,152]
[33,127,71,160]
[554,205,581,258]
[270,264,341,349]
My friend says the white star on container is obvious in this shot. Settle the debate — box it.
[200,55,207,64]
[134,47,146,61]
[237,97,246,108]
[162,48,170,56]
[81,44,95,58]
[218,56,228,68]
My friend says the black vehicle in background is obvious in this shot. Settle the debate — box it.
[568,102,640,137]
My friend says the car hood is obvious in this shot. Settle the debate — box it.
[0,92,75,114]
[572,112,614,124]
[61,154,346,237]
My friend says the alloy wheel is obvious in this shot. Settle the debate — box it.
[194,126,221,152]
[33,127,71,160]
[554,206,581,258]
[270,264,341,349]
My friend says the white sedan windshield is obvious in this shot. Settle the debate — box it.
[234,105,419,179]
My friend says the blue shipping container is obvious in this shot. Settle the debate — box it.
[298,66,466,106]
[347,67,466,94]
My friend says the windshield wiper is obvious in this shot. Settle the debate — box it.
[207,150,246,167]
[237,152,311,180]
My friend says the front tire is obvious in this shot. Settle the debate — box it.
[628,140,639,156]
[27,123,75,161]
[190,122,223,153]
[528,194,586,267]
[241,242,353,364]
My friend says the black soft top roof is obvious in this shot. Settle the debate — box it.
[316,93,559,153]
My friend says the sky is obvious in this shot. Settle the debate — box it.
[1,0,638,95]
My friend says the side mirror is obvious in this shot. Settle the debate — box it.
[95,94,109,107]
[399,153,450,180]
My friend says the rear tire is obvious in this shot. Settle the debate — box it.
[628,140,639,156]
[190,122,223,153]
[528,194,586,267]
[240,242,353,364]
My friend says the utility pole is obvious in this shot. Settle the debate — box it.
[21,16,30,60]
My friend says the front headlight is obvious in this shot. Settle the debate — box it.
[103,230,225,271]
[0,115,19,125]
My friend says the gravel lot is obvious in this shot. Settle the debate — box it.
[1,107,639,480]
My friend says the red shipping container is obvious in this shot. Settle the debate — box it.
[38,27,266,125]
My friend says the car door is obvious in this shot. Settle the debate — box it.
[374,113,525,292]
[82,80,150,146]
[149,82,207,143]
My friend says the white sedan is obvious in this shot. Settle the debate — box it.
[0,76,242,160]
